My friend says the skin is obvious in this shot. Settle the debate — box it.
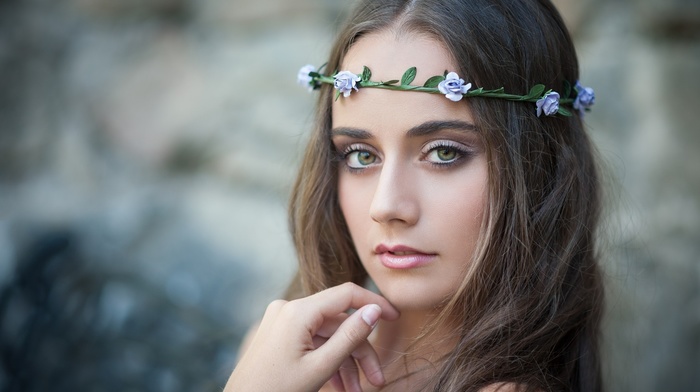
[226,283,400,392]
[328,29,489,391]
[228,29,492,392]
[334,31,487,312]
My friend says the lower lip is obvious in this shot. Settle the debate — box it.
[378,252,436,269]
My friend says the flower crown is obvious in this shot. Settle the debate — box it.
[297,64,595,117]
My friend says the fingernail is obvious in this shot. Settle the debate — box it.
[361,304,381,327]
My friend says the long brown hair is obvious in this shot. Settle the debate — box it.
[287,1,604,391]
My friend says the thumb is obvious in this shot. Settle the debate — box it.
[307,304,382,370]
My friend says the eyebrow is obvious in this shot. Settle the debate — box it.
[406,120,477,137]
[331,120,477,139]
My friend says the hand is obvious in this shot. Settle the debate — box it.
[225,282,399,392]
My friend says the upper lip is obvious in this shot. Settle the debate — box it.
[374,244,435,255]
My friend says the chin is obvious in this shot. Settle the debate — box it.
[369,275,453,312]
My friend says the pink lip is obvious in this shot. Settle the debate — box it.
[374,244,436,269]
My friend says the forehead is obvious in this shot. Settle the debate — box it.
[343,29,454,85]
[332,30,473,130]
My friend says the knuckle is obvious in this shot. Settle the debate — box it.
[339,281,358,294]
[342,281,358,289]
[339,359,358,371]
[265,299,287,314]
[342,325,364,345]
[279,300,300,316]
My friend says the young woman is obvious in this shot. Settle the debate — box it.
[227,0,603,391]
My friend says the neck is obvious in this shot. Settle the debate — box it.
[370,308,457,390]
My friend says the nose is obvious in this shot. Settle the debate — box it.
[369,159,419,226]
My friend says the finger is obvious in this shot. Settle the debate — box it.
[317,318,385,387]
[329,372,345,391]
[317,329,385,387]
[312,335,328,349]
[316,313,348,339]
[299,283,399,323]
[306,304,383,375]
[338,356,361,392]
[351,338,385,387]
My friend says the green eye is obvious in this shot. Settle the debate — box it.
[436,148,457,161]
[357,151,375,165]
[424,141,469,166]
[427,147,458,163]
[347,150,376,168]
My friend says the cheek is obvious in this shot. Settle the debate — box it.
[338,174,371,234]
[451,184,486,223]
[431,176,487,249]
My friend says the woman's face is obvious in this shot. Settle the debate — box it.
[332,30,489,311]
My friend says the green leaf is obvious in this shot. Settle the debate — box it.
[382,80,400,85]
[557,107,572,116]
[563,80,572,98]
[471,87,484,94]
[423,75,445,88]
[400,67,417,86]
[361,66,372,82]
[335,89,341,101]
[526,85,545,100]
[308,71,321,78]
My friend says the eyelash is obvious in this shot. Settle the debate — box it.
[422,140,472,168]
[333,140,473,172]
[337,144,379,173]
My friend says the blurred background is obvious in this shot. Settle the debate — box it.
[0,0,698,391]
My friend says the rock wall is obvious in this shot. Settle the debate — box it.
[0,0,697,390]
[574,0,700,390]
